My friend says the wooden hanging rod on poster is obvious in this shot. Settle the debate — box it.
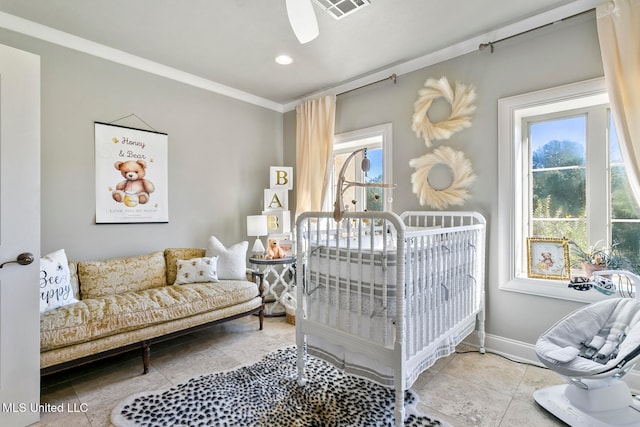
[337,73,397,96]
[478,8,594,53]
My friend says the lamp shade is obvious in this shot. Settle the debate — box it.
[247,215,268,237]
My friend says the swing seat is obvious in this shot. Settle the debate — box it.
[534,271,640,426]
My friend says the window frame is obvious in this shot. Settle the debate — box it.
[498,78,611,303]
[326,123,393,212]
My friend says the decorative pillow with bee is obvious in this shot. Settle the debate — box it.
[174,256,219,285]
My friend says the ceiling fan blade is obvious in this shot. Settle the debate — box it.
[285,0,319,44]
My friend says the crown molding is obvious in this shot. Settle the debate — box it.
[0,11,284,113]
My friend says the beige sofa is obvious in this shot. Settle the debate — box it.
[40,248,264,375]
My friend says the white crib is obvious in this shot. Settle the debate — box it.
[295,210,486,425]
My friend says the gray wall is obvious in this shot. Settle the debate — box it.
[0,29,282,261]
[284,13,603,346]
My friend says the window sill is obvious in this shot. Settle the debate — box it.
[500,276,613,304]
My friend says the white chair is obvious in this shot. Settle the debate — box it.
[534,271,640,426]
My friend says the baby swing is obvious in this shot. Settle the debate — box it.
[534,270,640,426]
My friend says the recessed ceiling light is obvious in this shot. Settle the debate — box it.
[275,55,293,65]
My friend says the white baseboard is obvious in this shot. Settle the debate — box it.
[463,331,640,394]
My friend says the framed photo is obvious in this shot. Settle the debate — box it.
[527,237,570,280]
[95,122,169,223]
[277,238,295,257]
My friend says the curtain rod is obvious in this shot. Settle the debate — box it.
[479,8,595,53]
[337,73,397,96]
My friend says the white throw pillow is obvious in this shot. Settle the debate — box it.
[174,257,219,285]
[40,249,78,313]
[206,236,248,280]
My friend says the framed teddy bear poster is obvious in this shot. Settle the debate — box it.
[95,122,169,223]
[526,237,570,280]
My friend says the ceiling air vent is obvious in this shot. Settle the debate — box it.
[313,0,371,20]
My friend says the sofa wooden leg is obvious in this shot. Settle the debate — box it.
[142,341,150,374]
[254,271,265,331]
[259,307,264,330]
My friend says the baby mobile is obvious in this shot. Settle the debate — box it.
[410,76,478,209]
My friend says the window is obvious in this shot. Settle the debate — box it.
[325,123,393,213]
[499,78,640,302]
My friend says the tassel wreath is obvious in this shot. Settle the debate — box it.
[410,146,477,209]
[411,76,477,147]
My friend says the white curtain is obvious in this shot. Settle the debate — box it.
[597,0,640,203]
[295,96,336,217]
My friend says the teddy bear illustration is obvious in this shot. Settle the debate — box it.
[112,160,155,207]
[266,238,287,259]
[538,252,554,270]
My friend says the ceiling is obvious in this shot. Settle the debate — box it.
[0,0,601,110]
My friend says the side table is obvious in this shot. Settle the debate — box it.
[248,257,296,316]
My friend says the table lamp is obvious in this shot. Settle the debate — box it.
[247,215,268,258]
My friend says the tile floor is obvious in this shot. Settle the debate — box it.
[34,316,566,426]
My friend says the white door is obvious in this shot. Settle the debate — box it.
[0,44,41,426]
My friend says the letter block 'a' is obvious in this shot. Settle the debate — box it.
[264,189,288,211]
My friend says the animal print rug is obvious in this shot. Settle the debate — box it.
[111,346,446,426]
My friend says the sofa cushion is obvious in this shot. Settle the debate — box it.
[40,297,263,369]
[164,248,206,285]
[40,279,260,351]
[78,251,166,299]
